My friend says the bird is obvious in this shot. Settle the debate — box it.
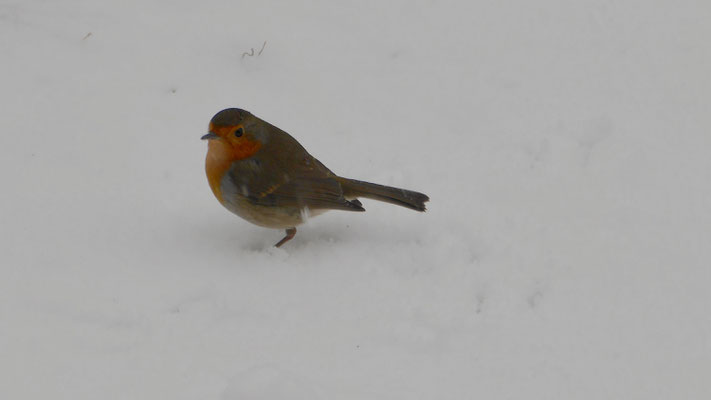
[201,108,429,247]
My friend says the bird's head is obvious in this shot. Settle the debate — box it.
[202,108,262,160]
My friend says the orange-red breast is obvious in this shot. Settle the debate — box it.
[201,108,429,247]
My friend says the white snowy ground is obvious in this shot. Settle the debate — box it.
[1,1,710,398]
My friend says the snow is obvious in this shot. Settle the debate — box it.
[2,0,710,398]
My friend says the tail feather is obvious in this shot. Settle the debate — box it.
[339,178,429,212]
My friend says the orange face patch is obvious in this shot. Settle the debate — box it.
[230,136,262,160]
[204,124,263,202]
[209,124,262,161]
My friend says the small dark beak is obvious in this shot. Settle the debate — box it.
[201,132,219,140]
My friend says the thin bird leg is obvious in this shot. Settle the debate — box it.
[274,227,297,248]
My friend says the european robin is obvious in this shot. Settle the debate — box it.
[201,108,429,247]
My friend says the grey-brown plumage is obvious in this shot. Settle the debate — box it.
[203,108,429,247]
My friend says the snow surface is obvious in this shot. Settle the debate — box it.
[2,1,710,399]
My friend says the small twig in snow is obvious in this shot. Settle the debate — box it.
[242,41,267,58]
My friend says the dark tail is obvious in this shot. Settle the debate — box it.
[339,178,429,212]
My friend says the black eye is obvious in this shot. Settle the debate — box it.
[234,127,244,137]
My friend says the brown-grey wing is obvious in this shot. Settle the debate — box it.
[223,157,364,212]
[256,177,365,211]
